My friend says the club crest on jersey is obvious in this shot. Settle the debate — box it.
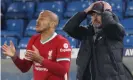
[48,50,53,60]
[60,43,71,52]
[64,43,68,48]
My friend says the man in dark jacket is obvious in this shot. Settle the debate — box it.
[63,1,133,80]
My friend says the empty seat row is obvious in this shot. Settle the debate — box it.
[2,0,132,20]
[1,19,25,39]
[124,36,133,47]
[1,18,88,38]
[120,18,133,35]
[6,2,35,19]
[1,35,133,50]
[2,17,133,38]
[125,1,133,17]
[1,36,78,49]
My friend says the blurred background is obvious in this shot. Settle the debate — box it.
[1,0,133,80]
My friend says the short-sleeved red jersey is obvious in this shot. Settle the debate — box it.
[13,33,72,80]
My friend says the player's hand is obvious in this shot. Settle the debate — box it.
[2,41,16,57]
[84,3,95,13]
[26,45,44,64]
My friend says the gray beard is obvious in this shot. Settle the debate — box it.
[93,24,101,28]
[93,24,102,42]
[93,24,102,33]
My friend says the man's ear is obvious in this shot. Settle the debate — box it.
[50,22,57,28]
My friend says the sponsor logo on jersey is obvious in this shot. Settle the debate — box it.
[60,43,71,52]
[48,50,53,60]
[35,67,48,71]
[34,62,48,71]
[34,62,42,66]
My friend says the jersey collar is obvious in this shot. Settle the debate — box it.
[40,32,57,44]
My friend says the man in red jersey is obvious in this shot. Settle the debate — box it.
[2,10,72,80]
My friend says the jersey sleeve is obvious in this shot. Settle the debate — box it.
[12,35,37,72]
[56,39,72,62]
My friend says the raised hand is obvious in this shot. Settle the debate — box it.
[84,2,95,13]
[102,1,112,11]
[2,41,16,57]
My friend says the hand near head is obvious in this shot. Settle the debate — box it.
[2,41,16,57]
[84,1,102,13]
[84,2,95,13]
[84,1,112,14]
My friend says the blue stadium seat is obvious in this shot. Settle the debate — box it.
[66,1,92,12]
[1,19,25,39]
[6,19,25,32]
[1,2,6,30]
[1,0,13,7]
[25,20,38,36]
[101,0,110,1]
[64,1,92,18]
[26,20,36,31]
[18,37,30,49]
[108,0,124,20]
[35,1,64,19]
[123,36,133,47]
[121,18,133,35]
[57,19,68,30]
[1,37,18,48]
[109,0,123,12]
[1,2,7,14]
[56,30,68,37]
[121,18,133,28]
[25,31,38,37]
[13,0,40,2]
[7,19,25,35]
[72,0,93,2]
[113,11,123,20]
[57,19,87,30]
[1,30,21,39]
[66,37,77,48]
[6,2,35,19]
[25,2,35,19]
[128,0,133,1]
[6,2,27,19]
[125,1,133,17]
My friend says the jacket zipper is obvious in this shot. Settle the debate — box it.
[90,59,92,80]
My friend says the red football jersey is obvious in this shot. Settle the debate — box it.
[13,33,72,80]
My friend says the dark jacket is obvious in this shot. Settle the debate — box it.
[63,11,133,80]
